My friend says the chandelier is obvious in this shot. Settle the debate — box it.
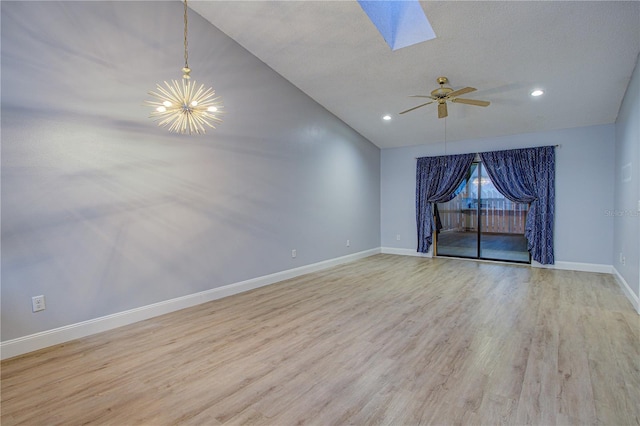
[146,0,223,135]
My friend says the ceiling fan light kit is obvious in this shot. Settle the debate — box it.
[400,76,490,119]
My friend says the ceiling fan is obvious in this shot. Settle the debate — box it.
[400,76,490,118]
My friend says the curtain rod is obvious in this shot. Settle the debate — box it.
[415,144,561,159]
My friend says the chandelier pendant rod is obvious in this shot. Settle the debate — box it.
[183,0,190,79]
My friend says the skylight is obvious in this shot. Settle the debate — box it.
[357,0,436,51]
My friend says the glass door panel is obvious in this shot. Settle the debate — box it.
[435,163,478,258]
[478,165,530,262]
[436,162,530,263]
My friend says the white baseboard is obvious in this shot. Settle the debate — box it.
[531,260,614,274]
[0,248,381,360]
[381,247,432,257]
[612,267,640,314]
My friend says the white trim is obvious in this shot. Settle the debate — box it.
[0,248,381,360]
[531,260,614,274]
[612,267,640,314]
[381,247,432,257]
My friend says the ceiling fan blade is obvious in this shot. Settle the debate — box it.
[399,101,434,114]
[451,98,490,107]
[409,95,436,99]
[438,102,448,119]
[447,87,476,98]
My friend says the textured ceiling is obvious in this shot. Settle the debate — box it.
[190,1,640,149]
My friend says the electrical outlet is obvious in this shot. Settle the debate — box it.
[396,234,401,241]
[346,239,350,247]
[620,252,626,265]
[32,295,46,312]
[291,249,297,258]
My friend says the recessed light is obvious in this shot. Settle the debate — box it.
[382,115,392,121]
[530,89,544,97]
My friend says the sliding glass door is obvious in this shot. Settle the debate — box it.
[436,161,530,263]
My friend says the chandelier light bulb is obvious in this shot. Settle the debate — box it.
[147,79,223,135]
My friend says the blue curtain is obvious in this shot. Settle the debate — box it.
[416,153,475,253]
[479,146,555,264]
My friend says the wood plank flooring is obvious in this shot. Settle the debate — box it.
[2,254,639,425]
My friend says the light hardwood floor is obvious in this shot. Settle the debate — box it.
[2,254,639,425]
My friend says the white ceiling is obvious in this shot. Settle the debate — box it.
[190,1,640,149]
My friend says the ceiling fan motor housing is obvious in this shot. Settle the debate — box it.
[432,77,453,98]
[431,87,453,98]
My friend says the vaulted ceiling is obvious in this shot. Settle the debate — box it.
[191,1,640,149]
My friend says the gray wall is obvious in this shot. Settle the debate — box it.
[381,124,616,266]
[1,2,381,341]
[614,53,640,299]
